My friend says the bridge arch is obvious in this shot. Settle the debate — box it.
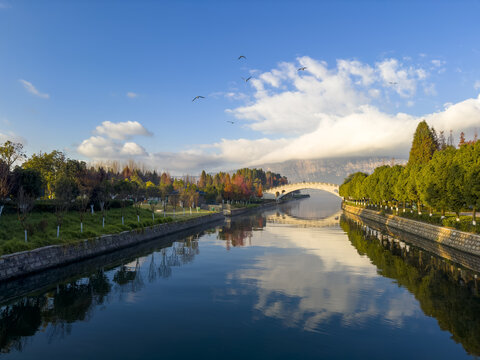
[263,182,340,200]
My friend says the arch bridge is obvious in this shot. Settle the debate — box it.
[263,182,340,200]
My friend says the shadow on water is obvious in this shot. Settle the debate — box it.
[341,214,480,357]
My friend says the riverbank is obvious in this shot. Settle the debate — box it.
[0,198,307,283]
[0,206,215,256]
[343,203,480,257]
[223,200,277,216]
[223,197,307,217]
[0,220,220,304]
[0,212,224,283]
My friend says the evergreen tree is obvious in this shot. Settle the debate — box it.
[408,120,438,165]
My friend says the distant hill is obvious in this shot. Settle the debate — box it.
[257,157,407,184]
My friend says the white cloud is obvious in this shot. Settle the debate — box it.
[474,80,480,90]
[423,83,437,96]
[431,59,445,68]
[77,136,147,159]
[76,56,480,175]
[376,58,426,97]
[18,79,50,99]
[126,92,138,98]
[337,59,375,86]
[95,120,152,140]
[77,121,152,161]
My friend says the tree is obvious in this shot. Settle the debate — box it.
[465,167,480,225]
[456,141,480,224]
[11,167,42,199]
[438,131,447,150]
[0,141,25,170]
[16,187,35,243]
[339,172,367,201]
[54,176,79,238]
[408,120,438,165]
[146,182,160,222]
[114,180,133,226]
[394,166,409,212]
[446,163,465,220]
[198,170,207,188]
[93,180,114,228]
[168,191,179,212]
[421,148,456,216]
[131,181,145,223]
[22,150,67,198]
[0,160,11,217]
[403,164,423,213]
[77,168,96,232]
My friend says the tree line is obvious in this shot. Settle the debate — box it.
[0,140,288,240]
[340,121,480,225]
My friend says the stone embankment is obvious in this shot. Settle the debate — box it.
[343,204,480,256]
[0,212,224,282]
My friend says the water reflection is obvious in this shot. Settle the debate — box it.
[0,235,202,355]
[219,213,266,249]
[340,215,480,356]
[1,195,480,359]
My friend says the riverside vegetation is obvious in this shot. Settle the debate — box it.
[340,121,480,234]
[0,140,287,255]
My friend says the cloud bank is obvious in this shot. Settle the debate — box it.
[76,56,480,174]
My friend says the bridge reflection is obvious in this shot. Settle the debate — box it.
[266,210,343,228]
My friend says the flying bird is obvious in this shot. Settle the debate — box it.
[192,95,205,102]
[389,82,398,85]
[242,76,253,82]
[238,55,246,60]
[298,67,307,71]
[226,121,235,124]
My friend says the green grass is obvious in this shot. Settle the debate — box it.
[0,205,216,256]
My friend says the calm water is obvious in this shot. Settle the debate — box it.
[1,192,480,359]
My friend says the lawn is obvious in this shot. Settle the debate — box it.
[0,204,216,256]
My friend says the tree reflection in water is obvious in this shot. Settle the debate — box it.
[0,237,201,355]
[219,213,266,249]
[340,216,480,357]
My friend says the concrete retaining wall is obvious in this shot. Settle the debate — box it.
[343,204,480,256]
[0,212,224,283]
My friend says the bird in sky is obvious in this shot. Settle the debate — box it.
[389,81,398,85]
[227,121,235,124]
[242,76,252,82]
[192,95,205,102]
[238,55,246,60]
[298,67,307,71]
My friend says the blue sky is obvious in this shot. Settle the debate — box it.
[1,0,480,173]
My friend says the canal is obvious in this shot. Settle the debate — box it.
[1,192,480,359]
